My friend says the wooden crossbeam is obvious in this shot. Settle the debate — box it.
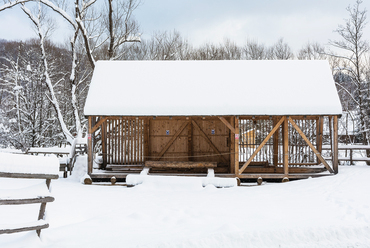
[155,121,189,160]
[288,117,334,173]
[91,117,107,133]
[192,120,228,163]
[145,161,217,168]
[239,116,285,175]
[0,196,54,205]
[218,117,236,133]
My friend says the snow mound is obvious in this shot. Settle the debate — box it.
[0,152,59,175]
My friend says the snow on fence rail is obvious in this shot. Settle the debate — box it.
[322,145,370,164]
[0,153,59,237]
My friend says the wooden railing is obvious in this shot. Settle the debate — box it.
[323,145,370,164]
[0,171,58,237]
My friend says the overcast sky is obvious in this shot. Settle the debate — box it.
[0,0,369,52]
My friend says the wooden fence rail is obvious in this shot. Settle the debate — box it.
[323,145,370,164]
[0,172,58,237]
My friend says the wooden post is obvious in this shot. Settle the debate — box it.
[230,117,235,174]
[234,116,239,176]
[87,116,93,175]
[333,115,339,174]
[283,116,289,176]
[273,117,279,167]
[329,116,333,165]
[102,120,107,169]
[316,117,323,164]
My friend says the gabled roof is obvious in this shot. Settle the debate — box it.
[84,60,342,116]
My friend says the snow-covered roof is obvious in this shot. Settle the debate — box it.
[84,60,342,116]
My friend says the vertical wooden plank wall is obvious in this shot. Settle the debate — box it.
[188,118,193,161]
[144,117,150,163]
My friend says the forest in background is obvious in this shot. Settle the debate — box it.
[0,0,369,149]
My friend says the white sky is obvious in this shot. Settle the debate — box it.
[0,0,369,52]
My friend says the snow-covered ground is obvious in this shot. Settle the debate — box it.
[1,155,370,248]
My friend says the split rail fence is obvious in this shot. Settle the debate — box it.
[0,171,58,236]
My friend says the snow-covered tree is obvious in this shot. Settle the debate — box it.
[329,0,370,147]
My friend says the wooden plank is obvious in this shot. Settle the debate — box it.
[218,116,236,133]
[192,120,228,163]
[288,117,334,173]
[0,172,58,179]
[188,118,193,161]
[237,173,333,179]
[239,116,285,174]
[333,115,339,174]
[145,161,217,168]
[155,121,189,160]
[0,196,54,205]
[283,117,289,176]
[144,118,150,162]
[0,221,49,235]
[91,117,107,133]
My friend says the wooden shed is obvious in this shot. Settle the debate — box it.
[84,60,342,181]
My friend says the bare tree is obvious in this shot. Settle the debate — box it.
[329,0,370,147]
[242,40,268,60]
[297,42,327,60]
[269,38,294,60]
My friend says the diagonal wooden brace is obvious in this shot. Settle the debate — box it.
[155,121,189,160]
[288,117,334,173]
[239,116,285,175]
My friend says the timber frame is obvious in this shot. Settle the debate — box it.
[86,114,339,181]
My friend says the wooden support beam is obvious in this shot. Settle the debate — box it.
[234,117,239,176]
[87,116,93,175]
[230,117,235,174]
[218,116,236,133]
[273,117,279,167]
[91,117,107,133]
[239,116,285,175]
[333,116,339,174]
[145,161,217,168]
[283,117,289,176]
[288,117,334,173]
[316,117,323,164]
[192,120,228,164]
[155,121,189,160]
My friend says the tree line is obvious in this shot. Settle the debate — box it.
[0,0,369,149]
